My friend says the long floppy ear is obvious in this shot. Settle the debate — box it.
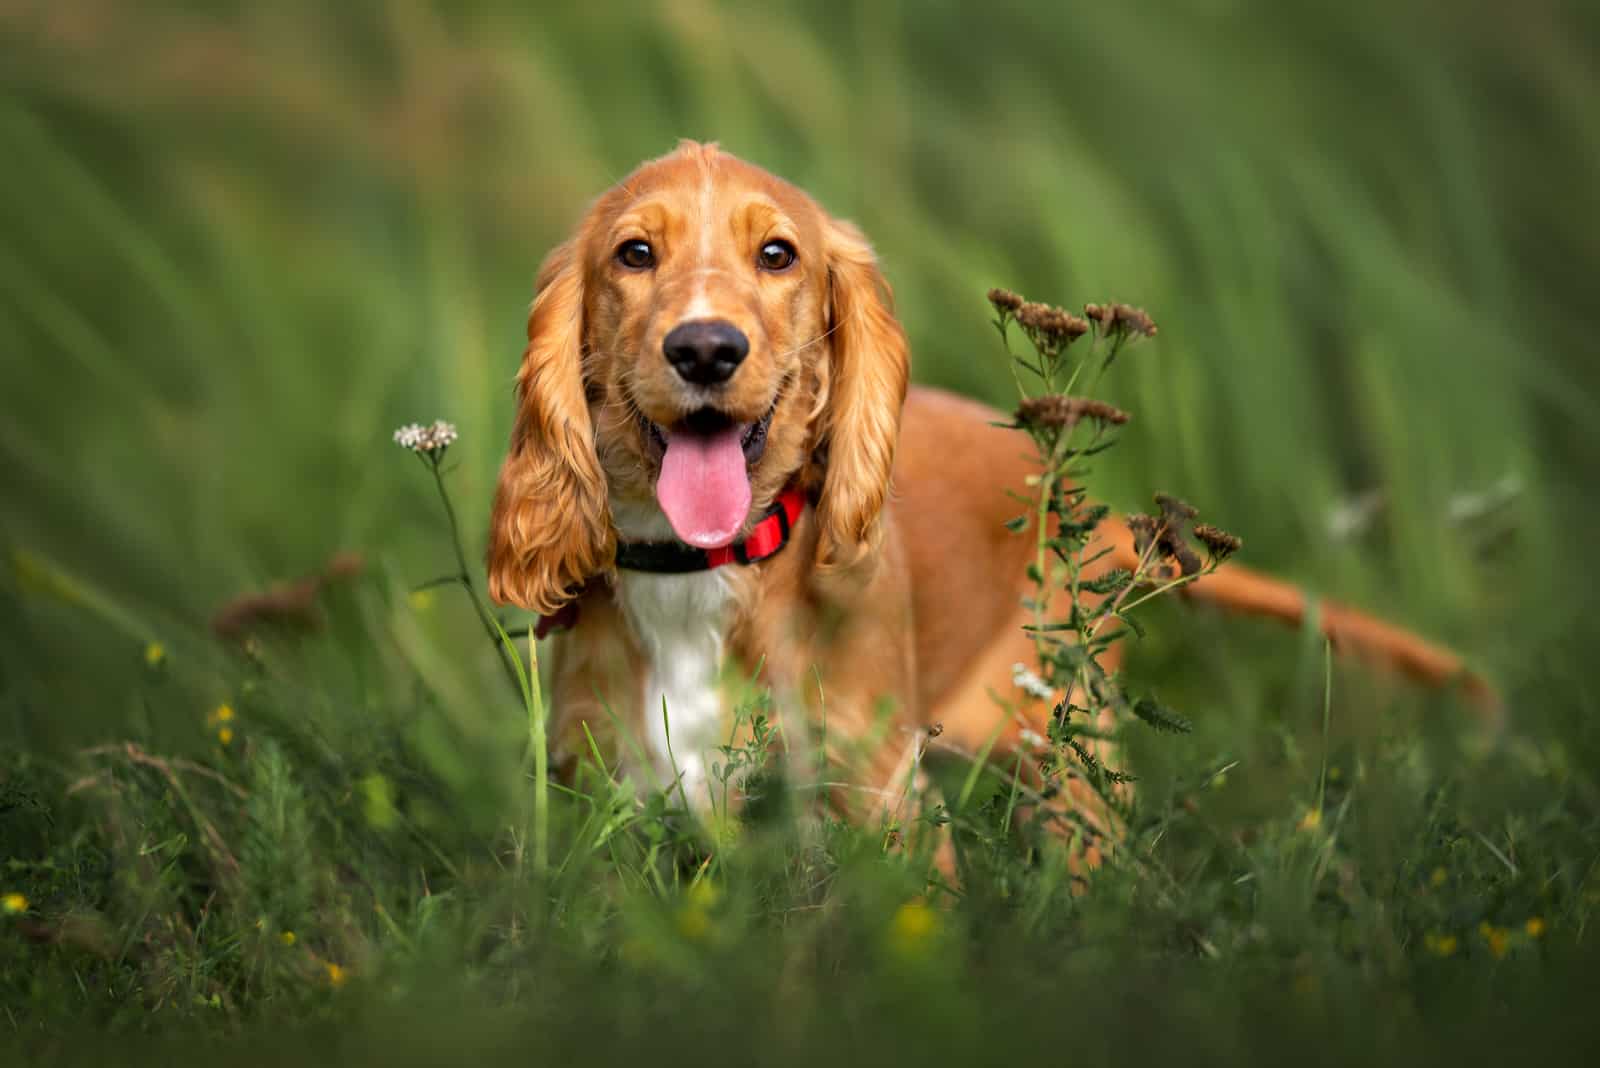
[814,218,911,572]
[486,240,614,614]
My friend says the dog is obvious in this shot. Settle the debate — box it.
[485,141,1494,834]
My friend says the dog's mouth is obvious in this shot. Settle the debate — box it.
[637,403,773,469]
[635,399,778,550]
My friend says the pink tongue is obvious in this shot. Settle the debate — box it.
[655,425,752,549]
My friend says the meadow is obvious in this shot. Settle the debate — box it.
[3,2,1599,1063]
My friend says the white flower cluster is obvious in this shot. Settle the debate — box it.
[1011,662,1056,702]
[393,420,459,454]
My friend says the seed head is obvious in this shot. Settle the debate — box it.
[987,287,1025,313]
[1127,514,1159,559]
[1085,302,1158,339]
[1154,494,1198,522]
[1193,523,1242,562]
[1015,394,1129,430]
[1017,301,1090,344]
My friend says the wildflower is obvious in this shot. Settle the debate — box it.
[207,703,235,726]
[1154,494,1198,521]
[1297,807,1323,832]
[324,962,348,987]
[675,880,720,941]
[676,903,712,941]
[1480,923,1509,959]
[987,287,1024,314]
[1084,302,1158,338]
[144,642,166,668]
[1016,301,1090,346]
[1014,395,1129,431]
[1153,495,1203,576]
[1430,866,1448,888]
[1423,931,1459,958]
[279,930,297,946]
[1193,523,1242,563]
[686,880,720,910]
[1127,514,1160,559]
[393,420,459,457]
[408,588,436,613]
[218,727,234,746]
[2,892,27,915]
[888,899,940,958]
[1524,917,1546,939]
[1011,662,1055,702]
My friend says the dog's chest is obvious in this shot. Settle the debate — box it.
[613,568,734,804]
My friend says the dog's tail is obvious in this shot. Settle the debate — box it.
[1098,523,1503,724]
[1178,561,1502,723]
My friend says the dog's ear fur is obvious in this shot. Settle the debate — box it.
[486,239,613,614]
[814,217,910,573]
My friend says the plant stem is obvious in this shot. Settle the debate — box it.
[427,457,521,694]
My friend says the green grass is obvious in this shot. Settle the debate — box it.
[3,1,1600,1062]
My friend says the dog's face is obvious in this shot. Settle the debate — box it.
[583,147,831,548]
[487,141,909,615]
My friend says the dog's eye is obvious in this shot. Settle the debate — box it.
[615,240,654,270]
[757,240,797,272]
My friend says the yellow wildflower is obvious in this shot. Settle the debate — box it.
[676,904,712,941]
[1423,931,1458,958]
[324,962,348,987]
[2,892,27,915]
[1524,917,1546,939]
[686,880,720,909]
[1480,923,1509,959]
[1430,866,1448,887]
[144,642,166,668]
[279,930,297,947]
[1297,807,1322,832]
[887,899,940,959]
[408,588,436,613]
[218,727,234,746]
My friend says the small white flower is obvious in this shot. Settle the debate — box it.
[393,420,459,455]
[1011,662,1055,702]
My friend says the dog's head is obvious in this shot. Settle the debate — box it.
[487,141,909,613]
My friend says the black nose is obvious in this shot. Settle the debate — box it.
[663,319,749,386]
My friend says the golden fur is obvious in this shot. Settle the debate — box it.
[487,141,1495,835]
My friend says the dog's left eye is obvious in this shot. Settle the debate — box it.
[757,240,797,272]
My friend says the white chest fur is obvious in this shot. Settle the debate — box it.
[612,556,734,809]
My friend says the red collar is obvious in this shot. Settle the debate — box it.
[534,485,806,637]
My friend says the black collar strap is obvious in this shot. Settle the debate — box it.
[615,484,807,574]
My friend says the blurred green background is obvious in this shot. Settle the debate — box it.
[6,0,1598,708]
[3,0,1599,1059]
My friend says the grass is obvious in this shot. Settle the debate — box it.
[3,1,1600,1062]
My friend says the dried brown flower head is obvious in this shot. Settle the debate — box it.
[1154,494,1198,522]
[987,287,1025,313]
[1127,513,1159,559]
[1193,523,1243,561]
[1016,301,1090,344]
[1084,302,1158,339]
[1015,395,1130,430]
[1130,499,1205,577]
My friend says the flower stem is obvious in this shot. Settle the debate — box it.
[428,457,522,695]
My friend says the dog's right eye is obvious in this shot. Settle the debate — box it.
[615,240,654,270]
